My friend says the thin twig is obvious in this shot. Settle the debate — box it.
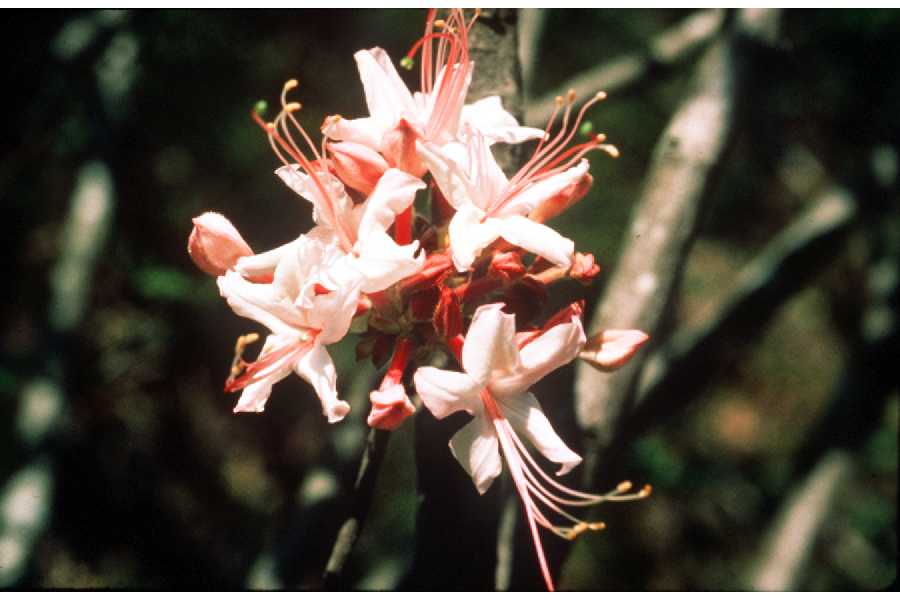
[322,427,392,589]
[526,9,726,126]
[518,8,549,98]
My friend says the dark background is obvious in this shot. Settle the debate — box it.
[0,8,896,590]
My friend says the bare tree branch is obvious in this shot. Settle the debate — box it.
[526,9,726,127]
[518,8,549,97]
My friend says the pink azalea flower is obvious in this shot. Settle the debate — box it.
[413,303,648,590]
[321,9,543,170]
[217,230,361,423]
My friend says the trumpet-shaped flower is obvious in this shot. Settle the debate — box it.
[218,230,362,422]
[414,303,647,590]
[321,9,543,173]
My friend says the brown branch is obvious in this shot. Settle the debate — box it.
[526,9,726,127]
[573,9,782,485]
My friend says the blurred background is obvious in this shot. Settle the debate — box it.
[1,8,896,590]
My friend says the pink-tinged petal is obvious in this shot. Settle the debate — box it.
[529,173,594,224]
[321,115,384,151]
[499,392,583,476]
[328,141,389,195]
[413,366,482,419]
[496,159,590,218]
[460,96,544,145]
[447,205,503,272]
[354,48,416,128]
[494,314,586,397]
[274,166,353,230]
[217,270,300,337]
[232,334,296,413]
[356,168,426,241]
[233,380,275,413]
[349,230,424,294]
[463,303,521,386]
[381,118,426,177]
[498,216,575,268]
[367,382,416,430]
[294,343,349,424]
[188,212,253,277]
[580,329,649,372]
[468,129,510,210]
[235,241,292,281]
[424,62,473,144]
[449,415,503,495]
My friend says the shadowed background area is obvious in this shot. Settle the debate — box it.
[0,8,896,590]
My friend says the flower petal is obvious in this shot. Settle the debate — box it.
[495,159,590,218]
[416,140,471,210]
[498,215,574,268]
[322,115,384,151]
[356,168,426,241]
[447,204,502,272]
[354,48,416,128]
[449,415,503,495]
[413,366,482,419]
[462,303,520,385]
[294,343,350,423]
[499,392,582,476]
[349,230,424,293]
[461,96,544,145]
[217,270,300,337]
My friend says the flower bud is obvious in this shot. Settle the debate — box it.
[579,329,649,372]
[381,118,426,177]
[529,173,593,224]
[188,212,253,276]
[569,252,601,285]
[328,141,389,196]
[368,382,416,430]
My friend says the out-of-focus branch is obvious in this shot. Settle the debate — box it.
[623,184,857,439]
[574,9,782,484]
[526,9,726,126]
[518,8,548,97]
[322,428,391,589]
[749,450,853,591]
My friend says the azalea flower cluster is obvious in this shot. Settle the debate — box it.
[188,9,649,591]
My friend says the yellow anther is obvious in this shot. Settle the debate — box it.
[434,19,446,28]
[595,133,607,143]
[601,144,620,158]
[285,102,302,113]
[265,122,276,132]
[567,88,577,103]
[588,521,606,531]
[617,480,633,493]
[595,91,607,101]
[284,79,299,91]
[638,484,653,498]
[554,95,564,106]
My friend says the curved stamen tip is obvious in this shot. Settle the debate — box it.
[433,18,446,28]
[567,88,577,103]
[254,100,268,117]
[265,121,276,132]
[284,78,299,91]
[639,484,653,498]
[601,144,620,158]
[554,95,564,106]
[595,91,608,101]
[400,56,415,70]
[285,102,302,113]
[616,480,633,493]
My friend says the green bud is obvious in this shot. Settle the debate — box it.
[579,121,594,137]
[254,100,268,117]
[400,56,415,71]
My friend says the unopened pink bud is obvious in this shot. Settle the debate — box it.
[368,383,416,430]
[580,329,649,371]
[381,118,425,177]
[188,212,253,276]
[328,141,389,196]
[529,173,593,224]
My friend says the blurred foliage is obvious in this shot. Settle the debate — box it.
[1,8,896,591]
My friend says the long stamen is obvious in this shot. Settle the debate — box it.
[225,330,316,392]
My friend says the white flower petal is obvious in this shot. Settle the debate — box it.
[498,215,574,268]
[217,270,300,337]
[294,343,349,423]
[463,303,520,385]
[349,230,424,293]
[461,95,545,145]
[449,415,503,495]
[447,204,502,272]
[355,48,416,128]
[322,115,384,151]
[499,392,582,476]
[494,315,586,396]
[235,240,292,280]
[274,167,353,230]
[413,366,482,419]
[416,140,471,210]
[495,159,590,217]
[356,168,425,241]
[233,379,275,413]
